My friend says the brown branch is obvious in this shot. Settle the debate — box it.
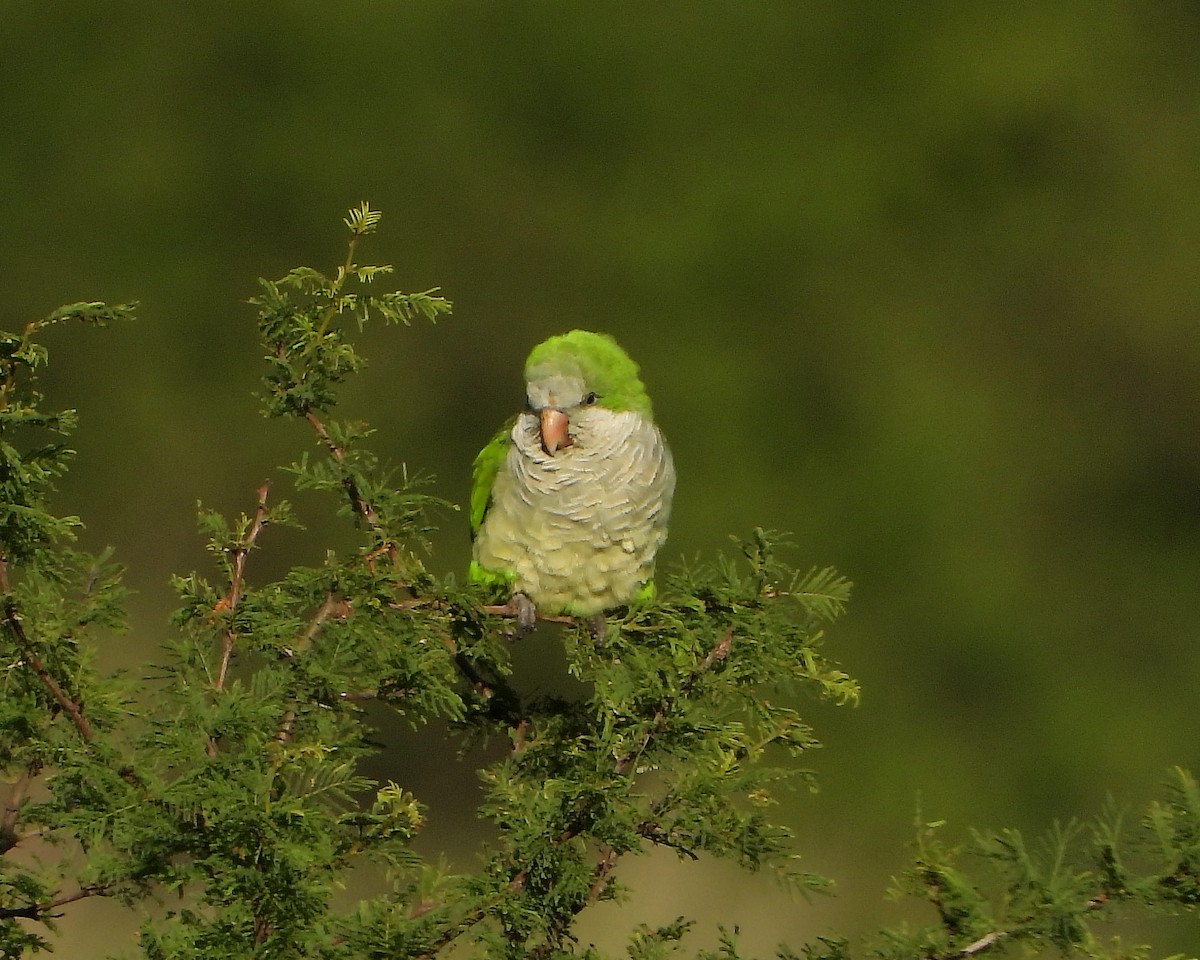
[2,597,93,742]
[262,592,354,752]
[44,886,107,912]
[273,710,297,745]
[302,593,351,647]
[523,835,635,960]
[299,415,541,705]
[480,601,577,627]
[214,481,272,692]
[588,847,618,901]
[527,846,621,960]
[614,627,733,776]
[0,884,110,921]
[303,410,397,566]
[0,564,142,779]
[415,824,609,958]
[943,931,1007,960]
[938,891,1112,960]
[338,686,412,703]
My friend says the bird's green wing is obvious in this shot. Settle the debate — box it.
[469,419,514,538]
[468,420,516,588]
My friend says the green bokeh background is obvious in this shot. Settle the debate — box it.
[3,2,1198,954]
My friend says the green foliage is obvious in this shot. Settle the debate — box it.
[254,201,450,422]
[0,210,1194,960]
[0,302,135,568]
[868,775,1200,960]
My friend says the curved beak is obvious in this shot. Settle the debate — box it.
[539,408,573,455]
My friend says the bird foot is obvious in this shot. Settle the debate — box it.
[586,613,607,646]
[510,593,538,637]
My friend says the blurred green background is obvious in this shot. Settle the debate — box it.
[3,1,1198,954]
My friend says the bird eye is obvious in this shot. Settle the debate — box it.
[584,392,597,405]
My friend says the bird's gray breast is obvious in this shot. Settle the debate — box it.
[509,408,673,540]
[478,408,675,613]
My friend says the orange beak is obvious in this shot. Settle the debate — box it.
[539,408,573,455]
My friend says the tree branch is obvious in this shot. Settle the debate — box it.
[1,594,93,742]
[614,627,733,776]
[479,600,577,628]
[936,890,1113,960]
[414,629,735,957]
[303,411,397,566]
[214,481,272,691]
[0,884,110,921]
[943,930,1007,959]
[527,846,621,960]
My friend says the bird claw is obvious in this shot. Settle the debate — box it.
[587,613,607,646]
[511,593,537,637]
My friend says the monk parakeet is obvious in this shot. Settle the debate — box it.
[470,330,675,631]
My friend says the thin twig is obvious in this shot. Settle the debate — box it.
[939,890,1111,960]
[2,598,93,741]
[302,593,351,645]
[588,848,618,901]
[0,556,94,741]
[528,847,620,960]
[0,884,110,921]
[943,930,1007,959]
[413,871,529,960]
[214,481,272,691]
[480,601,577,627]
[273,710,297,745]
[614,628,733,776]
[303,411,397,566]
[338,686,412,703]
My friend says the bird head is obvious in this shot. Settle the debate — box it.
[523,331,652,457]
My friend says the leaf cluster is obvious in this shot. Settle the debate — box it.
[253,201,450,421]
[854,772,1200,960]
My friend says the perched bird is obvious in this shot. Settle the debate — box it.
[470,330,675,632]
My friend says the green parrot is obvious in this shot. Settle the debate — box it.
[469,330,675,632]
